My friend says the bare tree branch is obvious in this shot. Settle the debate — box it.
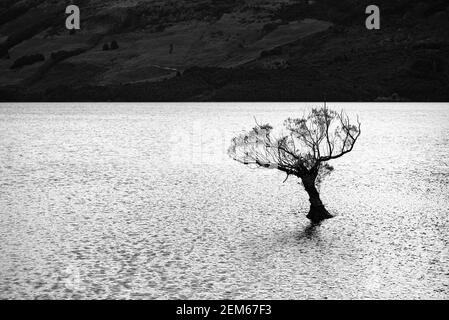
[228,105,361,179]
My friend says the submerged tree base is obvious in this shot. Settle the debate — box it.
[306,205,333,223]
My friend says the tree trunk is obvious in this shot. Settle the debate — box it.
[301,175,333,223]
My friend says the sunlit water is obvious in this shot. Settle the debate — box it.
[0,103,448,299]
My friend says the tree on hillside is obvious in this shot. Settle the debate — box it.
[110,40,119,50]
[228,105,361,223]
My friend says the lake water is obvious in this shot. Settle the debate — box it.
[0,103,448,299]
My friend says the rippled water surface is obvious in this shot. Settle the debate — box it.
[0,103,448,299]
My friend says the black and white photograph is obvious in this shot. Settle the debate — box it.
[0,0,448,306]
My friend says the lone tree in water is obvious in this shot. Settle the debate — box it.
[228,105,361,223]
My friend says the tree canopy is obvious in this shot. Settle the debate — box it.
[228,105,361,184]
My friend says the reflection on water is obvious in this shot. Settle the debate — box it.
[0,103,448,299]
[297,223,320,241]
